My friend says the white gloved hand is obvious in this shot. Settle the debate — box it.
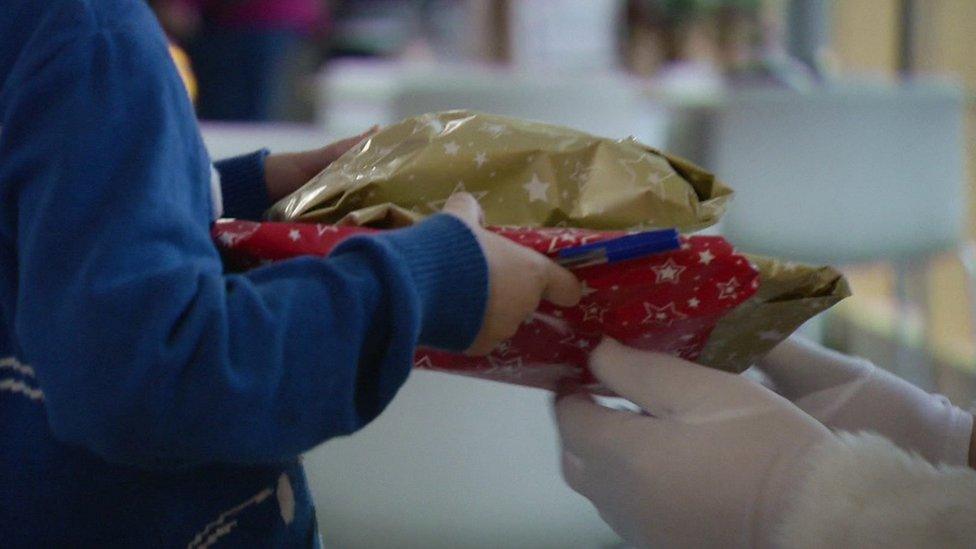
[554,339,837,548]
[756,337,974,467]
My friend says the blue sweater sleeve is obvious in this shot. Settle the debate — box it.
[214,150,272,220]
[0,7,487,469]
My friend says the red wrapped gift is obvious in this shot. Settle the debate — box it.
[213,220,759,391]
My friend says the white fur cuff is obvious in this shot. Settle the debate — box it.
[774,432,976,548]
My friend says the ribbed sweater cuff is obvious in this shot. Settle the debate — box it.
[374,214,488,352]
[214,149,271,220]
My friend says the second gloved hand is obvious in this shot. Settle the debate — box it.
[442,193,582,355]
[555,339,838,548]
[756,337,974,467]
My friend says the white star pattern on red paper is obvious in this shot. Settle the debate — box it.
[544,230,579,253]
[651,258,686,284]
[218,232,240,246]
[580,281,598,296]
[523,173,551,202]
[414,355,433,369]
[641,302,688,327]
[698,250,715,265]
[485,355,524,378]
[580,302,607,322]
[716,277,741,300]
[316,225,339,236]
[687,297,700,308]
[493,340,516,356]
[288,229,301,242]
[559,334,591,349]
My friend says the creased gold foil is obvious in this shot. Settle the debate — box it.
[268,110,849,372]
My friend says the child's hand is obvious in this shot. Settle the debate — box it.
[263,126,379,202]
[442,193,583,355]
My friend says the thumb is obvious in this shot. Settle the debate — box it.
[320,125,379,164]
[442,192,485,227]
[542,261,582,307]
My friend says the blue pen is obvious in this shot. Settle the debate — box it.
[556,228,681,269]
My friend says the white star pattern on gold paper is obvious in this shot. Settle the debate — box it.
[474,151,488,168]
[716,277,741,300]
[580,302,607,322]
[426,181,489,211]
[523,173,550,202]
[288,229,301,242]
[443,141,460,156]
[482,122,507,138]
[620,155,667,192]
[641,302,688,327]
[651,258,686,284]
[698,250,715,265]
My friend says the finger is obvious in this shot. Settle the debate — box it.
[560,450,590,495]
[553,391,642,461]
[322,126,379,163]
[755,337,867,400]
[588,338,740,415]
[541,260,582,307]
[553,377,585,401]
[442,192,484,227]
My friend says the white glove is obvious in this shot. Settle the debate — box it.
[554,339,837,548]
[756,337,973,467]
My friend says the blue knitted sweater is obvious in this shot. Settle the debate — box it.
[0,1,487,546]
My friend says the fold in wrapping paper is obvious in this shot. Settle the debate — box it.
[214,221,759,389]
[268,111,732,232]
[259,110,850,374]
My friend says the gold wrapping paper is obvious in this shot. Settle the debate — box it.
[268,111,732,231]
[268,110,850,373]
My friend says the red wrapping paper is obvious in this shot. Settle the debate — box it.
[213,220,759,391]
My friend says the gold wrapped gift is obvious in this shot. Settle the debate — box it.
[268,111,849,373]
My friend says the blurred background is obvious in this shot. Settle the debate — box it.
[152,1,976,547]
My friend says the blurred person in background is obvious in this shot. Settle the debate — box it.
[152,0,329,121]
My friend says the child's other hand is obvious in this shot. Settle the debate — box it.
[263,126,379,202]
[442,193,583,355]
